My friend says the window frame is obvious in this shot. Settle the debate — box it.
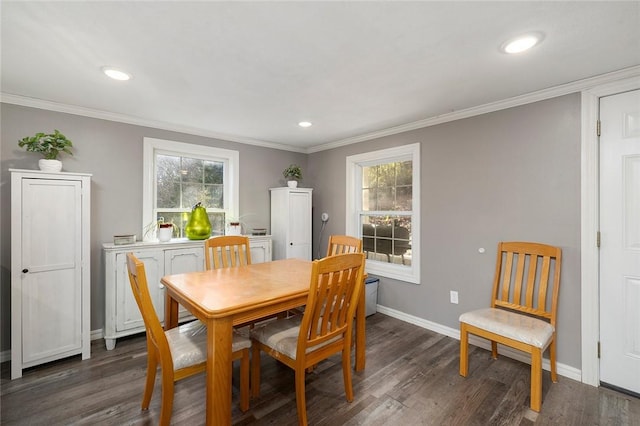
[142,137,239,241]
[345,143,420,283]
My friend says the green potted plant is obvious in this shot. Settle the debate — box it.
[283,164,302,188]
[18,129,73,172]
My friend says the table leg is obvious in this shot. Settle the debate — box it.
[164,292,179,330]
[206,317,233,425]
[355,284,366,371]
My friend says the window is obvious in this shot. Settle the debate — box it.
[346,143,420,283]
[143,137,239,240]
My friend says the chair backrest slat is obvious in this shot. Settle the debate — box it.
[490,242,562,325]
[524,254,538,306]
[537,255,552,310]
[204,236,252,270]
[513,251,527,303]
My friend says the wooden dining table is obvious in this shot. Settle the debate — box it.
[161,257,366,425]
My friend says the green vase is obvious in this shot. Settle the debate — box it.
[185,202,212,240]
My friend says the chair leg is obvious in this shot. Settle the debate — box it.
[342,347,354,402]
[142,340,158,410]
[459,324,469,377]
[159,372,175,426]
[491,341,498,359]
[239,348,250,412]
[549,339,558,383]
[295,367,308,426]
[530,348,543,412]
[251,344,261,398]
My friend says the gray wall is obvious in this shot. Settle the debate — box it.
[309,94,582,369]
[1,93,582,370]
[0,103,306,351]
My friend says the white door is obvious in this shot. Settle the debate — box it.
[599,89,640,394]
[289,191,311,260]
[21,178,82,364]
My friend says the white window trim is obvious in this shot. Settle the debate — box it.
[142,137,239,241]
[346,143,420,283]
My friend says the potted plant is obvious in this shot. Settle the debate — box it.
[143,217,175,242]
[18,129,73,172]
[282,164,302,188]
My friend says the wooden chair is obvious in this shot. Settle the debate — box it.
[205,235,284,327]
[204,235,251,270]
[326,234,363,256]
[459,241,562,412]
[290,234,364,317]
[250,252,366,426]
[126,253,251,425]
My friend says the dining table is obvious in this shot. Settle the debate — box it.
[161,257,366,425]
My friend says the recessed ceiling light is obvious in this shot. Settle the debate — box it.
[501,33,543,54]
[298,121,312,128]
[102,67,131,81]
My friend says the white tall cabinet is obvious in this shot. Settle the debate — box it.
[103,236,272,349]
[11,169,91,379]
[270,187,313,260]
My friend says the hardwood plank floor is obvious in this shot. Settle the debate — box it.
[2,314,638,425]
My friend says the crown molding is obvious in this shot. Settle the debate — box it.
[0,93,307,153]
[307,65,640,153]
[3,65,639,155]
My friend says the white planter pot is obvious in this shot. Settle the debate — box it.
[227,223,242,236]
[287,180,298,188]
[38,159,62,172]
[158,226,173,242]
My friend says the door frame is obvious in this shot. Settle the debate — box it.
[581,76,640,386]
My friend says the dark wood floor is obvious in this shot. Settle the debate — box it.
[2,313,639,425]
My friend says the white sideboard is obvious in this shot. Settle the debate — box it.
[103,236,271,349]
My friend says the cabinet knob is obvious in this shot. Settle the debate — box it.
[22,268,28,273]
[290,242,293,246]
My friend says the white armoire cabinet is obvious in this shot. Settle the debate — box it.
[103,236,271,349]
[270,187,313,260]
[11,169,91,379]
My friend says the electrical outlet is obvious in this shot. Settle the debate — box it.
[450,290,459,304]
[321,212,329,222]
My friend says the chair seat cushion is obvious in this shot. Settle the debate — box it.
[250,316,342,360]
[459,308,554,349]
[250,316,303,359]
[166,320,251,370]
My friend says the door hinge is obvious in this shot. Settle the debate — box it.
[597,231,601,248]
[597,120,601,137]
[597,341,601,358]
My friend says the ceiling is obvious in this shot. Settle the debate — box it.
[2,2,639,152]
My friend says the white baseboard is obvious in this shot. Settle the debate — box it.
[376,304,582,383]
[91,328,104,341]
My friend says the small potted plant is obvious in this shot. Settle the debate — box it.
[18,129,73,172]
[157,222,174,242]
[283,164,302,188]
[143,217,175,242]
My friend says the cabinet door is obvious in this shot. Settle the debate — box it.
[250,239,272,263]
[20,178,82,364]
[164,247,204,319]
[115,250,164,331]
[288,191,312,259]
